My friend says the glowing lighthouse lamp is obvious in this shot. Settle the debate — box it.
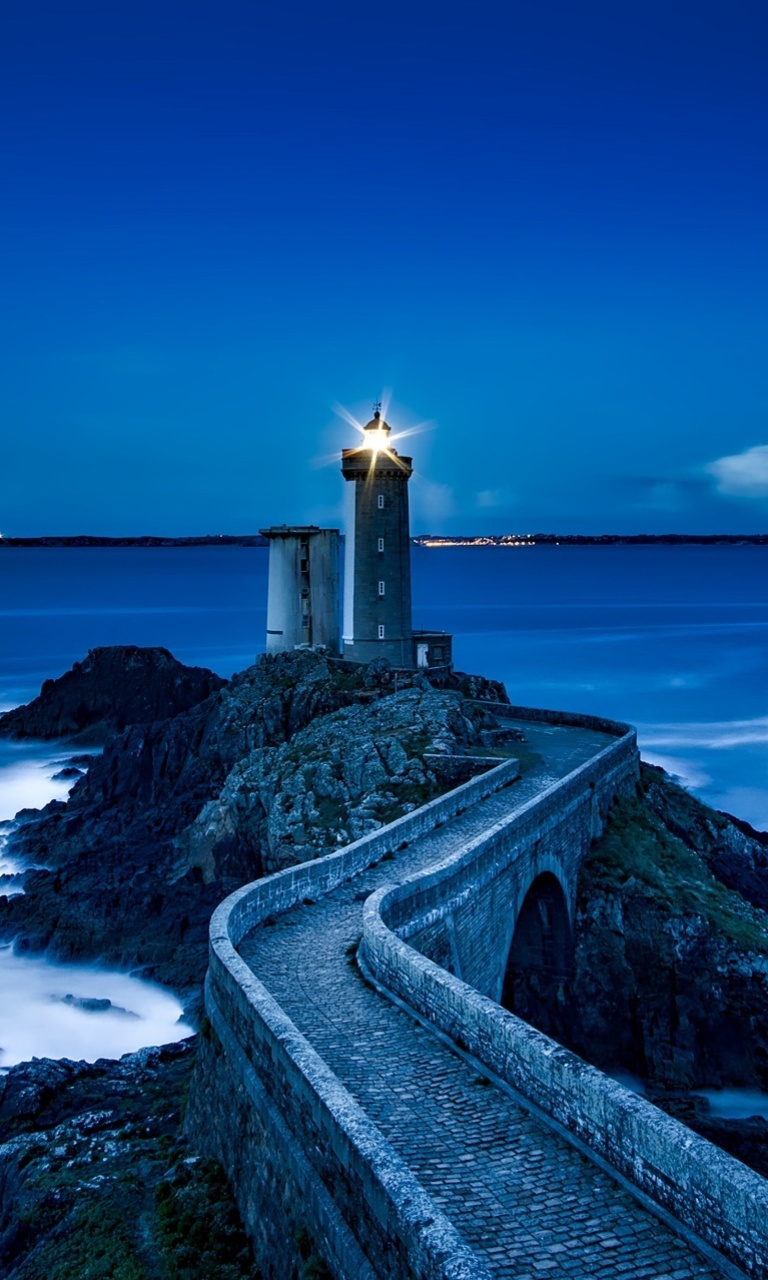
[344,402,414,485]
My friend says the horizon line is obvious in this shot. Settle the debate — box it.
[1,532,767,545]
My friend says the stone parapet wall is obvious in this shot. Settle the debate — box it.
[385,734,637,942]
[205,948,487,1280]
[360,717,768,1278]
[217,753,520,946]
[475,700,637,738]
[387,732,639,1000]
[188,1010,380,1280]
[204,755,520,1280]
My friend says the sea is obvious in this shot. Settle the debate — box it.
[0,543,766,1067]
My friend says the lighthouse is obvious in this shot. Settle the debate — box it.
[341,407,414,666]
[259,400,451,671]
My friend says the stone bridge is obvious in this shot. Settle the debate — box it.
[191,706,768,1280]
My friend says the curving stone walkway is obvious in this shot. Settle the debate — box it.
[239,723,727,1280]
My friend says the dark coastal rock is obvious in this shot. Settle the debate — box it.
[511,763,768,1176]
[645,770,768,913]
[0,646,226,744]
[434,668,510,702]
[49,766,83,782]
[56,994,139,1018]
[0,1043,193,1135]
[10,801,66,826]
[0,1039,259,1279]
[329,655,509,706]
[0,649,509,991]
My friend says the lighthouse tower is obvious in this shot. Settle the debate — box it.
[341,407,413,666]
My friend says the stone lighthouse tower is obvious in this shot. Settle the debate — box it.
[341,407,413,666]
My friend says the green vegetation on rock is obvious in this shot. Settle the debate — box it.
[155,1158,258,1279]
[511,764,768,1174]
[0,1044,261,1280]
[586,788,768,954]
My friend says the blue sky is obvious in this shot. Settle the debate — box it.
[2,0,767,534]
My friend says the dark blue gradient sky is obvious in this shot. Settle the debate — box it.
[3,0,767,534]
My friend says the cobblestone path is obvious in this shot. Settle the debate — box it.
[239,723,726,1280]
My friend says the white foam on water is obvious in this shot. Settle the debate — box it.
[0,745,191,1065]
[0,743,81,823]
[0,945,192,1067]
[0,741,102,893]
[0,833,26,897]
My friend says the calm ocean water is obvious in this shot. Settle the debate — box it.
[0,544,766,829]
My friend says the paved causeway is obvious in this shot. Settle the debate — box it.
[239,723,727,1279]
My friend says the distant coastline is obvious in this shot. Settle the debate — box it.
[0,535,269,548]
[413,533,768,547]
[1,533,767,548]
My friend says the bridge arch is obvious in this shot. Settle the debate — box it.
[501,871,573,1019]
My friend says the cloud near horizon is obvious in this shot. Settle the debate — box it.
[706,444,768,498]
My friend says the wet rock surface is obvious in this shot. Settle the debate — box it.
[55,993,140,1018]
[49,766,83,783]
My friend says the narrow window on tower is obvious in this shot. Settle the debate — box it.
[378,580,385,596]
[378,624,385,640]
[378,537,384,552]
[377,493,385,509]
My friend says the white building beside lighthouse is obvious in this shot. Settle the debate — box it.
[259,526,340,655]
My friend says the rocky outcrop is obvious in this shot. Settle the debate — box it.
[0,646,226,744]
[0,1039,265,1280]
[651,776,768,914]
[0,648,380,1276]
[177,685,493,878]
[512,763,768,1177]
[573,767,768,1091]
[0,649,511,994]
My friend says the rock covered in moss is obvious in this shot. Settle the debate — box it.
[0,1040,261,1280]
[568,768,768,1090]
[510,763,768,1176]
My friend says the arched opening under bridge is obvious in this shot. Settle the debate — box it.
[501,872,573,1025]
